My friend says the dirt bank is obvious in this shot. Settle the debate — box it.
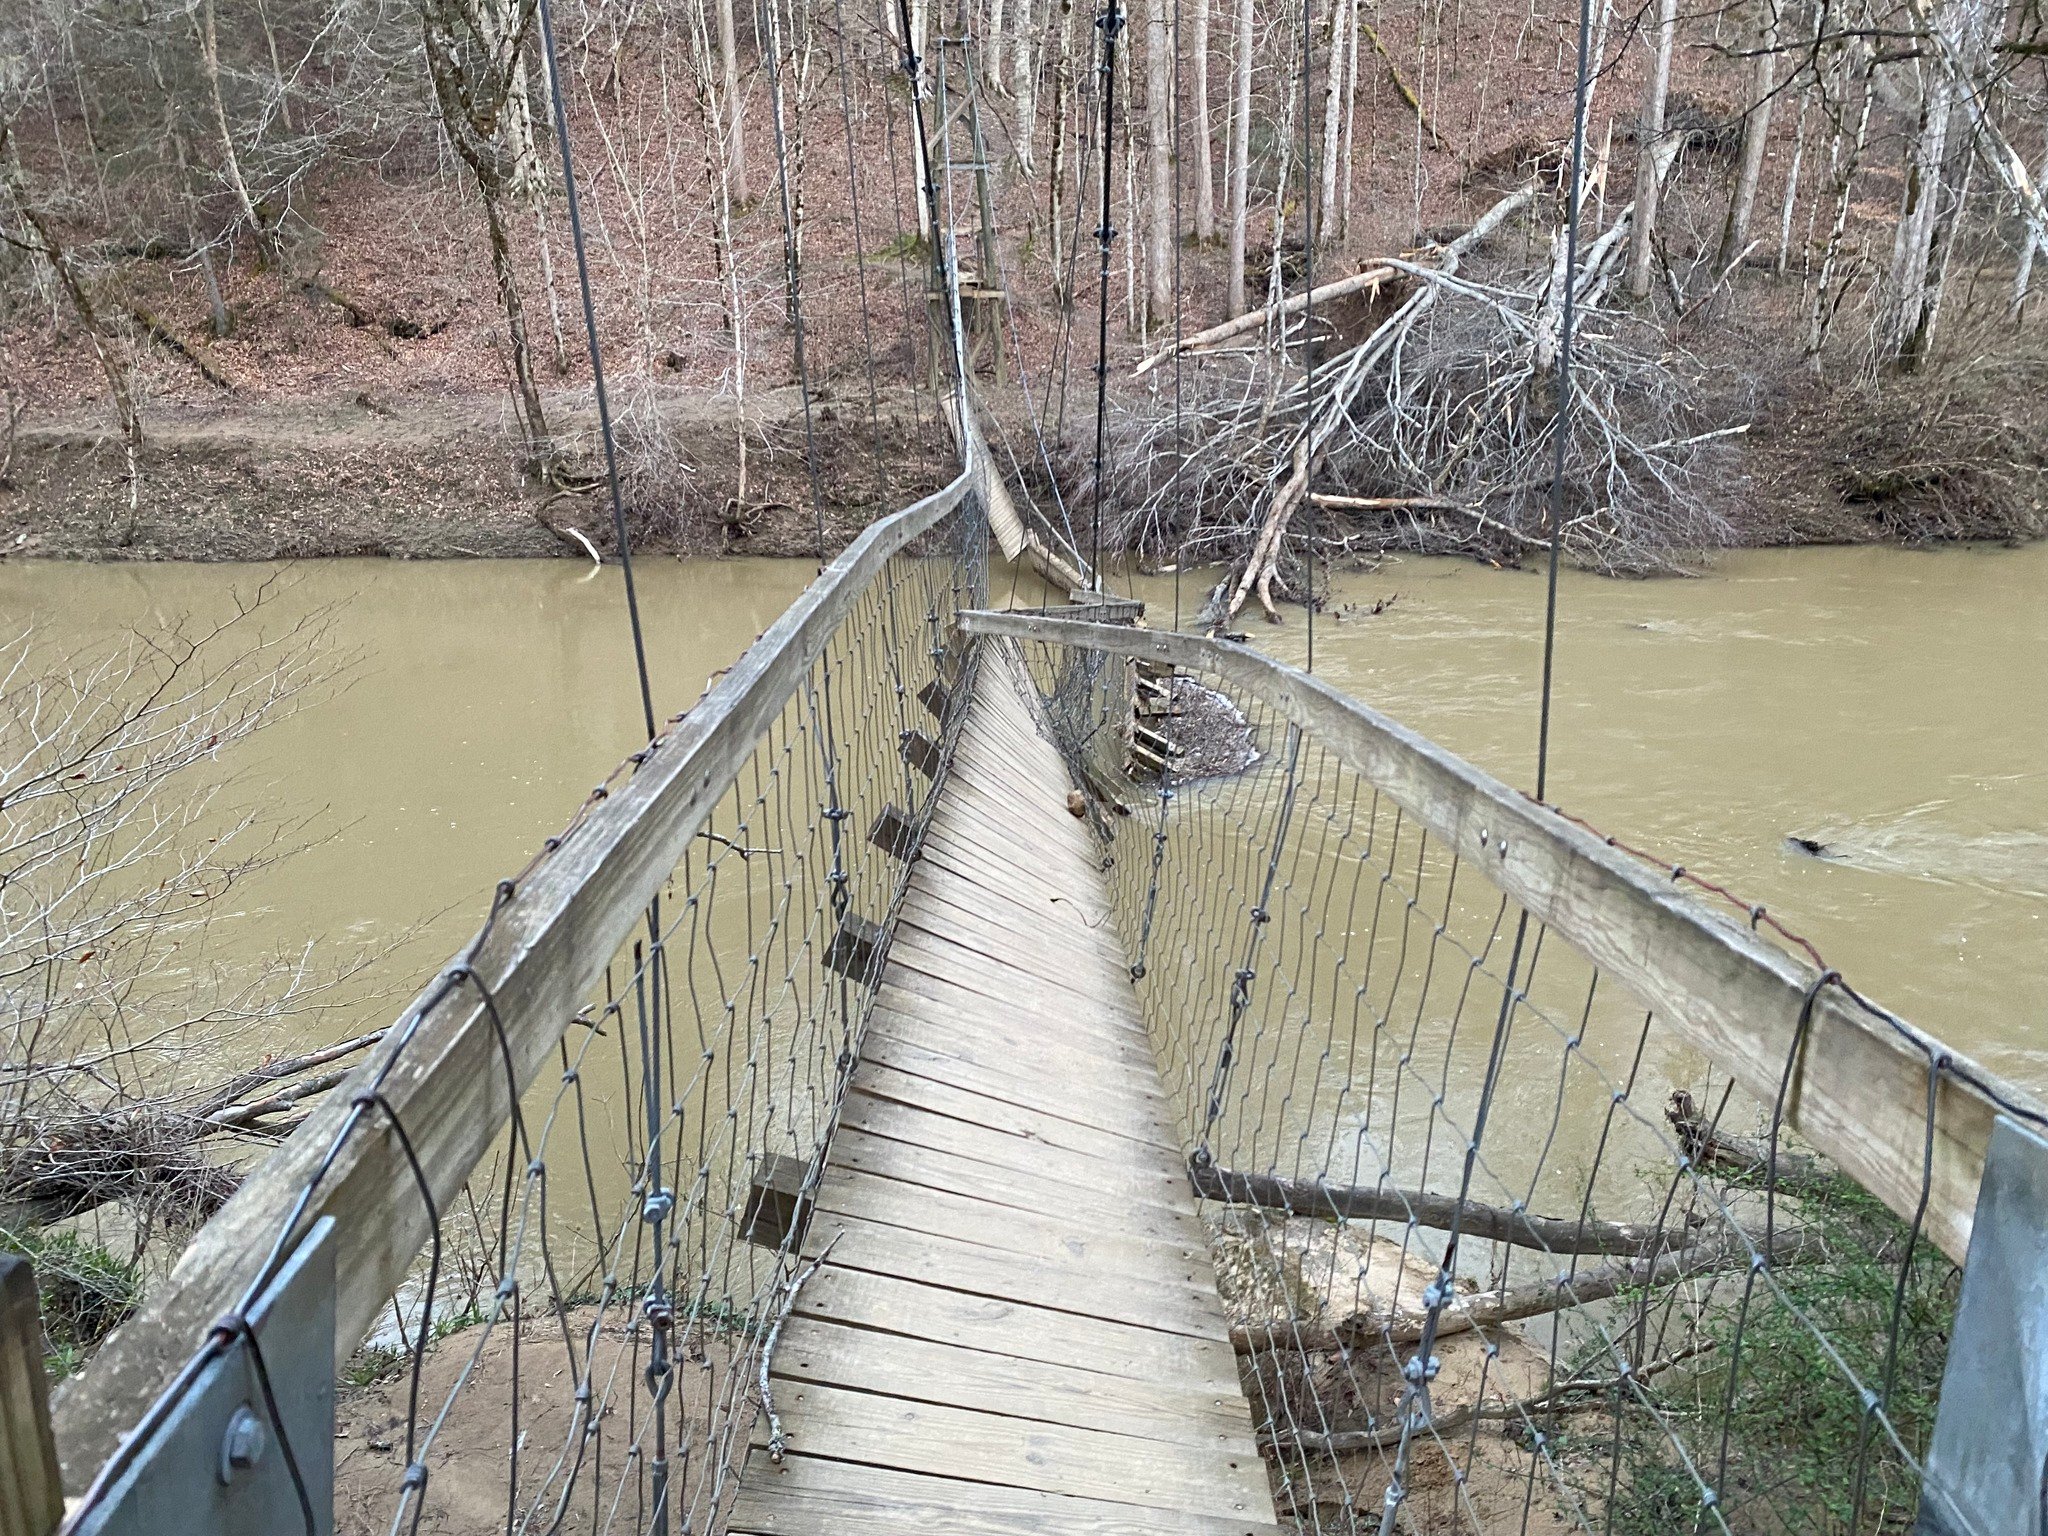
[0,384,955,562]
[3,357,2041,565]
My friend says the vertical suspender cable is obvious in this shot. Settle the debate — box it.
[1170,0,1185,630]
[534,0,656,745]
[1377,4,1592,1530]
[1535,0,1595,801]
[1300,0,1315,672]
[532,13,673,1527]
[1090,0,1124,591]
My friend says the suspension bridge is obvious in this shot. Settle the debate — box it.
[11,417,2045,1535]
[10,11,2048,1536]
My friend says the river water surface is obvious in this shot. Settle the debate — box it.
[11,540,2044,1092]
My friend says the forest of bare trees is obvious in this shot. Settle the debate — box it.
[0,0,2043,582]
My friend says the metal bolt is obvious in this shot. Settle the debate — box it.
[219,1404,266,1483]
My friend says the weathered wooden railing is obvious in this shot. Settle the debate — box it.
[48,459,991,1533]
[968,608,2048,1536]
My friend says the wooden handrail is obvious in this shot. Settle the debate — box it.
[50,467,977,1489]
[958,609,2046,1267]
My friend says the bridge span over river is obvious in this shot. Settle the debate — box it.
[11,428,2045,1536]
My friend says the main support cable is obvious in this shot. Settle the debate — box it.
[533,0,655,744]
[1089,0,1125,590]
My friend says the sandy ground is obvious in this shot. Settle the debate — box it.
[334,1308,748,1536]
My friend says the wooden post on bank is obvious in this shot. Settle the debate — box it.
[0,1252,63,1536]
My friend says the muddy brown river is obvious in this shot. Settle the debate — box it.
[10,540,2044,1092]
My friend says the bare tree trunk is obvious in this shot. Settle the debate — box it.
[254,0,295,133]
[719,0,748,204]
[1048,0,1074,284]
[2014,139,2048,319]
[1886,63,1954,367]
[1014,0,1040,168]
[1776,77,1811,273]
[534,204,570,373]
[481,191,550,462]
[1716,0,1778,270]
[197,0,277,263]
[1315,0,1345,247]
[421,0,553,468]
[1144,0,1173,321]
[1191,0,1216,240]
[1806,53,1872,365]
[1224,0,1254,313]
[1337,0,1360,244]
[1625,0,1676,299]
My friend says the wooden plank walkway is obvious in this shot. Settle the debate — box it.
[728,647,1281,1536]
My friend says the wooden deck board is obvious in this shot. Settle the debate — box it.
[729,646,1278,1534]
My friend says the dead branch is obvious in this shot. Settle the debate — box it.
[1268,1342,1719,1455]
[1191,1161,1703,1256]
[123,302,237,390]
[1665,1090,1834,1197]
[1133,266,1396,376]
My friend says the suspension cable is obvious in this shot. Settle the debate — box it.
[1170,0,1185,630]
[534,0,655,745]
[1089,0,1125,591]
[1300,0,1316,671]
[1535,0,1596,801]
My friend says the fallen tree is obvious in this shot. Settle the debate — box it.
[1093,176,1735,612]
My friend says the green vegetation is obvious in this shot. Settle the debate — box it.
[1582,1172,1957,1535]
[1,1228,143,1381]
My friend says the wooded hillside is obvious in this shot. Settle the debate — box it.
[1,0,2042,570]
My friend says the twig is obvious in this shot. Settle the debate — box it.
[762,1234,838,1463]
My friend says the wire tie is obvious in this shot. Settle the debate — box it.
[403,1462,429,1491]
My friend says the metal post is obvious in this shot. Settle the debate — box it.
[1916,1115,2048,1536]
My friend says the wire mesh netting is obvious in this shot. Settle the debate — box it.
[1008,631,2033,1536]
[62,492,986,1536]
[328,519,987,1535]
